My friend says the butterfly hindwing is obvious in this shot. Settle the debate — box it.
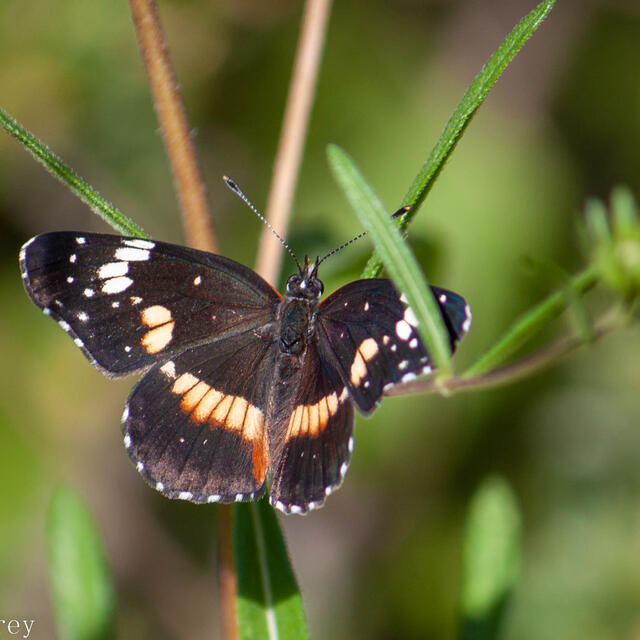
[123,328,277,503]
[19,232,281,376]
[269,341,354,514]
[317,279,471,413]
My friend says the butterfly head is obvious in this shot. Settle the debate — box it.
[286,255,324,300]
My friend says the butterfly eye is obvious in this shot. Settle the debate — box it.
[286,274,301,292]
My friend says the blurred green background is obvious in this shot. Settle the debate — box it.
[2,1,640,638]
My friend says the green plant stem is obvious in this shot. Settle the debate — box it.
[0,107,147,238]
[463,266,598,378]
[386,314,618,397]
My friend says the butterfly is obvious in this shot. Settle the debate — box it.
[19,189,470,514]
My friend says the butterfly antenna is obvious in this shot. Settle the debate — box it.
[318,205,410,265]
[223,176,302,272]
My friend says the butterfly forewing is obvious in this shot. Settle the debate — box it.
[20,232,281,376]
[123,329,276,503]
[317,279,471,413]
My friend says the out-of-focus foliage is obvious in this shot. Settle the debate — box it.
[1,2,640,639]
[47,488,115,640]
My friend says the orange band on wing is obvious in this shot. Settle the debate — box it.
[285,390,344,441]
[166,369,268,483]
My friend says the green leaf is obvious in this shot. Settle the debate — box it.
[327,143,452,376]
[459,476,521,640]
[233,499,308,640]
[363,0,556,278]
[0,106,147,238]
[47,488,115,640]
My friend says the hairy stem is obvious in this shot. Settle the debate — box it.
[129,0,216,252]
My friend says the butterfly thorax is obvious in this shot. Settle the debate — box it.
[278,256,324,357]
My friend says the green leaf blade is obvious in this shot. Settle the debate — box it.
[363,0,556,278]
[327,144,452,376]
[460,476,522,640]
[47,488,115,640]
[233,499,308,640]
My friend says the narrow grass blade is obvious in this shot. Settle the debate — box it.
[0,107,147,238]
[463,266,598,378]
[459,476,521,640]
[47,488,115,640]
[233,499,308,640]
[363,0,555,278]
[328,144,452,376]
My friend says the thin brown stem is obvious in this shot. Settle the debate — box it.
[128,1,232,637]
[385,320,620,397]
[129,0,216,252]
[255,0,333,282]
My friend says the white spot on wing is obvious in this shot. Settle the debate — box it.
[401,372,417,383]
[123,238,155,249]
[74,338,84,348]
[83,288,95,297]
[462,304,472,333]
[66,276,74,283]
[112,301,120,308]
[75,237,86,245]
[160,361,176,378]
[398,360,409,370]
[193,275,202,286]
[58,320,71,332]
[363,302,370,311]
[123,433,132,448]
[156,482,165,492]
[235,493,244,502]
[122,406,130,422]
[136,461,144,472]
[43,307,51,316]
[409,338,419,349]
[395,319,412,341]
[130,296,142,305]
[439,293,447,303]
[115,247,150,262]
[98,261,129,279]
[404,307,419,327]
[69,254,77,263]
[102,276,133,294]
[178,491,193,501]
[207,494,221,503]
